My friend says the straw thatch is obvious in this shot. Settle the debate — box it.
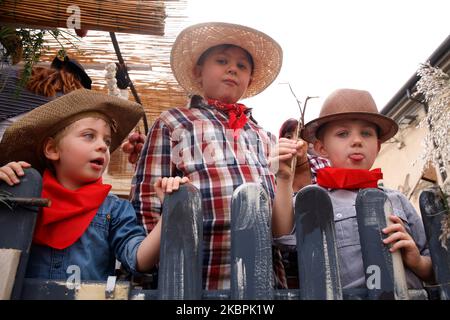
[5,0,190,195]
[38,31,189,124]
[0,0,173,36]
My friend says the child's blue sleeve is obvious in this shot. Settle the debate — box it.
[109,197,147,274]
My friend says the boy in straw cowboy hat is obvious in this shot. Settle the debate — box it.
[0,89,187,281]
[272,88,433,289]
[127,22,299,289]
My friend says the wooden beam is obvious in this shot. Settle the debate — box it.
[110,32,149,134]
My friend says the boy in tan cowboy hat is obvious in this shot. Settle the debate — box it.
[126,22,298,290]
[0,89,187,281]
[272,88,433,289]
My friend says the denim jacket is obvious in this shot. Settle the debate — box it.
[26,193,147,281]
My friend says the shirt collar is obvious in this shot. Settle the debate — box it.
[188,95,259,126]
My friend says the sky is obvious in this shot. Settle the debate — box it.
[185,0,449,135]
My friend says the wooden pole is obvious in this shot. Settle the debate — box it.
[109,32,149,134]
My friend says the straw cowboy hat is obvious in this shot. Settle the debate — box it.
[301,88,398,143]
[170,22,283,99]
[0,89,144,172]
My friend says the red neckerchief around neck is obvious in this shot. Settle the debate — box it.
[207,98,249,138]
[33,170,111,249]
[316,167,383,189]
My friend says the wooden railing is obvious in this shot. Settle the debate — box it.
[0,168,449,300]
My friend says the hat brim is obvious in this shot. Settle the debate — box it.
[170,22,283,99]
[66,60,92,89]
[301,112,398,143]
[0,89,143,173]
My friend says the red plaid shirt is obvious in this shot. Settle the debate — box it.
[130,97,279,290]
[308,153,331,183]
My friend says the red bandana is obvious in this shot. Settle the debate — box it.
[207,98,249,137]
[316,167,383,189]
[33,170,112,249]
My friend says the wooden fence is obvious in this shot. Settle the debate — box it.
[0,168,449,300]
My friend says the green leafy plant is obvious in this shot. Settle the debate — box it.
[416,62,450,248]
[0,27,80,89]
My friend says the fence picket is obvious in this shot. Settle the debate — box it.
[0,168,42,300]
[294,185,342,300]
[230,183,274,299]
[420,188,450,300]
[356,188,409,300]
[157,184,203,300]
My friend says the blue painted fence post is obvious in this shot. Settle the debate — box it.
[0,168,42,300]
[356,189,409,300]
[230,183,274,299]
[294,185,342,300]
[420,188,450,300]
[157,184,203,300]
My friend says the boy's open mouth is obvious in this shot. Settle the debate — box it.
[90,157,105,166]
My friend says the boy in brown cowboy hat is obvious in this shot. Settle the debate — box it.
[273,88,433,289]
[0,89,187,281]
[125,22,297,289]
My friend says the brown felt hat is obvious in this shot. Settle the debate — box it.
[170,22,283,99]
[0,89,144,172]
[301,88,398,143]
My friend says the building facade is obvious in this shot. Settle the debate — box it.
[374,35,449,211]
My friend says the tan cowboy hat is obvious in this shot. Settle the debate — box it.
[0,89,144,172]
[301,88,398,143]
[170,22,283,99]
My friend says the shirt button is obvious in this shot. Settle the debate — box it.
[54,262,62,269]
[336,213,342,218]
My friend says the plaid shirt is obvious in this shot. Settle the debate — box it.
[130,97,278,290]
[308,153,331,183]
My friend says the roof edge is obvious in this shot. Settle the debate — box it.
[381,35,450,116]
